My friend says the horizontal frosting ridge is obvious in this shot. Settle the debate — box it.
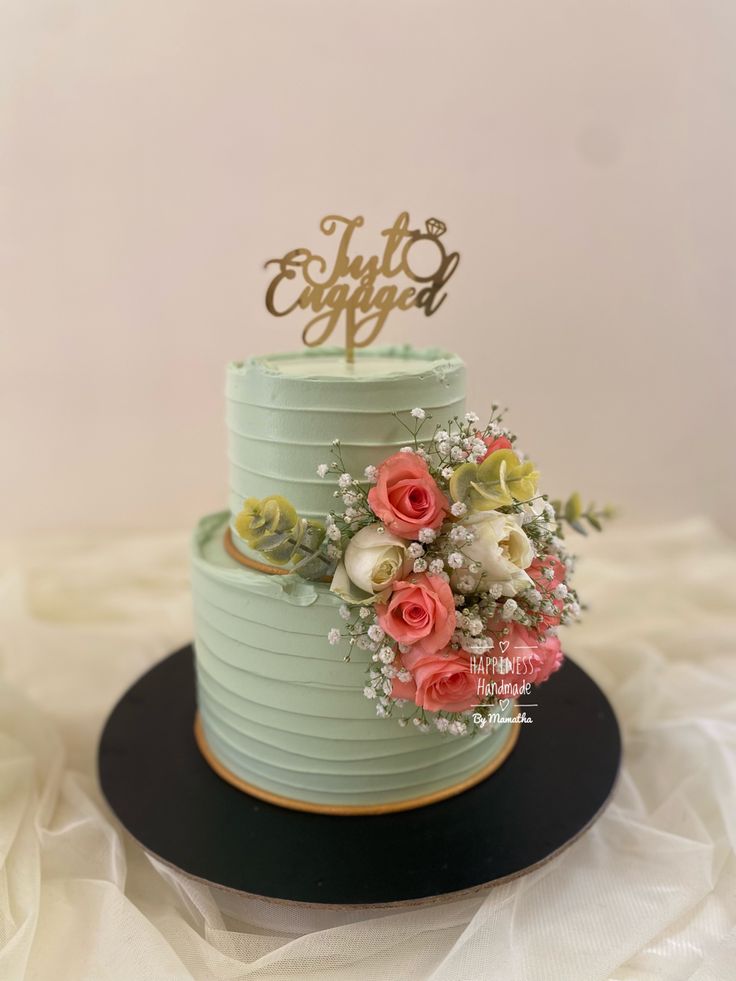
[226,345,465,526]
[192,513,516,807]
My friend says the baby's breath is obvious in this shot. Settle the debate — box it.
[312,405,595,735]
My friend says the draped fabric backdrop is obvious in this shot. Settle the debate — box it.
[1,521,734,979]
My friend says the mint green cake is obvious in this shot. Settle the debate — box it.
[192,346,518,813]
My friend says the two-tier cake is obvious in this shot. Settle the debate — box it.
[191,346,528,814]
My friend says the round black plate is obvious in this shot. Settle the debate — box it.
[98,646,620,907]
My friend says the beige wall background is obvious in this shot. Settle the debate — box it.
[2,1,734,535]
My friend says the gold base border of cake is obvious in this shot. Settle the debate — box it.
[194,710,520,816]
[223,527,332,582]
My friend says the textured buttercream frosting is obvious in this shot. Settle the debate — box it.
[226,345,465,525]
[193,513,516,808]
[193,344,517,810]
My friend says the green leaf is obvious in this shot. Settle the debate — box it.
[448,463,478,505]
[555,493,614,535]
[477,449,539,505]
[258,534,296,564]
[293,520,326,559]
[449,449,538,511]
[292,551,333,580]
[233,495,329,577]
[564,492,583,523]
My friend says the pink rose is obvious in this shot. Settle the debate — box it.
[529,555,565,590]
[479,434,512,461]
[392,647,484,713]
[534,633,564,683]
[367,453,448,539]
[376,574,455,655]
[528,555,566,628]
[490,623,564,689]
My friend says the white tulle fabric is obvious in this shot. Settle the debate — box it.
[1,520,735,980]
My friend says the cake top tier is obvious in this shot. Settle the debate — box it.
[226,345,466,531]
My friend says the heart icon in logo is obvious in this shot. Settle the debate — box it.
[499,698,510,711]
[499,640,510,654]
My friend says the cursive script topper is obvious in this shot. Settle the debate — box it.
[264,213,460,363]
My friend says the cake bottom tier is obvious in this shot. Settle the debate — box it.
[192,513,518,814]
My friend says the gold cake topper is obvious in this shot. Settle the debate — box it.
[264,213,460,363]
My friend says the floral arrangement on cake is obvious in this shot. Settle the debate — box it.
[235,407,610,735]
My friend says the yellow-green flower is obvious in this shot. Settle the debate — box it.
[449,449,539,511]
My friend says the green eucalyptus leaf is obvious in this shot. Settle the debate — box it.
[292,552,334,581]
[479,449,538,503]
[452,449,539,510]
[255,530,291,549]
[233,495,328,575]
[293,521,326,560]
[468,476,512,510]
[564,492,583,523]
[259,538,296,564]
[448,463,478,504]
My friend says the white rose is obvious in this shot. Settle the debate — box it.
[459,511,534,597]
[330,524,411,604]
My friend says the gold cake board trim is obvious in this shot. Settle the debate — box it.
[194,710,520,816]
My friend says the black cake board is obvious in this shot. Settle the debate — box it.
[98,646,621,909]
